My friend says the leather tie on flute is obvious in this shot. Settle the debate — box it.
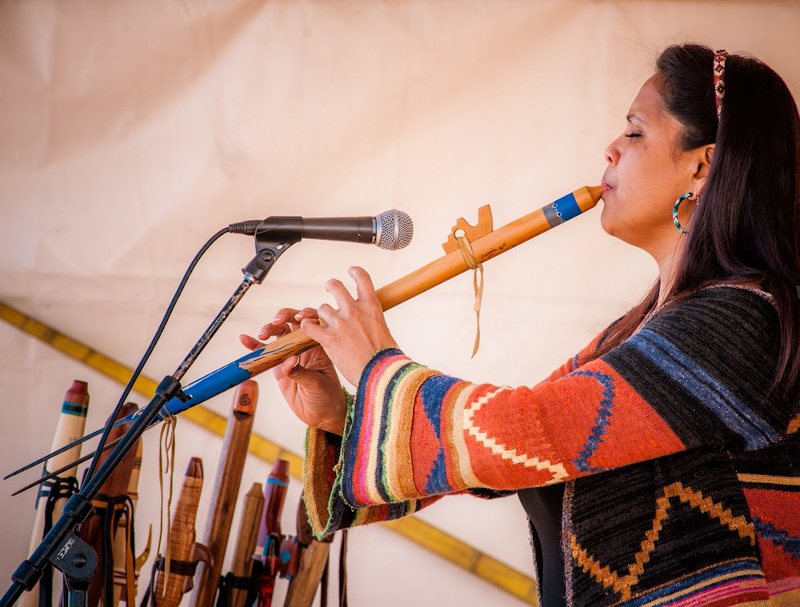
[19,380,89,607]
[112,438,147,607]
[190,381,259,607]
[219,482,265,607]
[80,402,140,607]
[150,458,211,607]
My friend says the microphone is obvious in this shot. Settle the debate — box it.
[228,209,413,250]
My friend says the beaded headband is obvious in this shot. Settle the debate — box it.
[713,49,728,120]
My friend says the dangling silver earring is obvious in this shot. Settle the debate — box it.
[672,192,693,235]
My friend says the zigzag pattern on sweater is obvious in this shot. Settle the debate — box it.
[569,481,756,602]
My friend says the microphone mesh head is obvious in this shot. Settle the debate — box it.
[376,209,413,250]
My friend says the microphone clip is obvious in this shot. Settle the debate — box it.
[242,227,299,284]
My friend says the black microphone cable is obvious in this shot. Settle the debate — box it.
[83,226,230,484]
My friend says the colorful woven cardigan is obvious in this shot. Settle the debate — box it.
[302,286,800,606]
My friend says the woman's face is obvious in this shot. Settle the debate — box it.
[600,76,702,261]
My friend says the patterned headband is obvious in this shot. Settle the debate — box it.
[713,49,728,120]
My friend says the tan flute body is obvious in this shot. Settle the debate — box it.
[281,541,329,607]
[283,496,330,607]
[21,380,90,607]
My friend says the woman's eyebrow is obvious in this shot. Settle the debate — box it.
[626,112,644,125]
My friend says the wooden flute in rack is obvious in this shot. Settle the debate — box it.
[20,381,90,607]
[12,185,603,473]
[190,381,259,607]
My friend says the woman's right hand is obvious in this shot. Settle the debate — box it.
[239,307,347,435]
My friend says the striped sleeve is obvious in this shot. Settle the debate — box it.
[303,421,445,539]
[303,287,789,536]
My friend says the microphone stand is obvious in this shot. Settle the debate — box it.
[1,234,299,607]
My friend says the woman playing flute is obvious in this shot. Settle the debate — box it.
[241,43,800,607]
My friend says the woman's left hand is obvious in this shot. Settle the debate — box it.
[300,266,399,386]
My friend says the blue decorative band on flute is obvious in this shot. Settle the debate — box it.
[61,400,89,417]
[542,192,583,228]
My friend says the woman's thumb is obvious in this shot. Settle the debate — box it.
[281,355,303,379]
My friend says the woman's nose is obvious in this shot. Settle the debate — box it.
[604,140,620,165]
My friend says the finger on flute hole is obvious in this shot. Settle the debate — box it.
[238,334,263,351]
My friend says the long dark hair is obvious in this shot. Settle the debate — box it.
[592,44,800,390]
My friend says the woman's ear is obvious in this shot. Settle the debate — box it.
[692,143,715,193]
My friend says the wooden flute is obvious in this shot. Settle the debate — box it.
[31,185,603,441]
[151,458,208,607]
[20,381,90,607]
[81,402,140,607]
[190,381,259,607]
[148,185,602,417]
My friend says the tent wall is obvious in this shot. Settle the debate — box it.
[2,1,799,605]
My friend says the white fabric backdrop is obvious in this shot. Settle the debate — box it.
[2,1,799,605]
